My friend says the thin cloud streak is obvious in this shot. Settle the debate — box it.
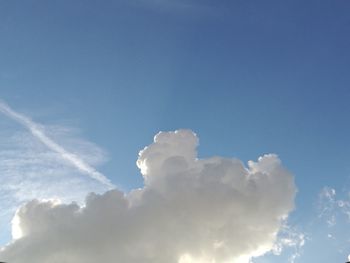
[0,101,114,188]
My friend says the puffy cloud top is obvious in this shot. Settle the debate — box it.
[0,130,296,263]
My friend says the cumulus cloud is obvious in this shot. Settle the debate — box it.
[0,130,297,263]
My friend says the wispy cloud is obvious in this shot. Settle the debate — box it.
[317,186,350,256]
[0,102,112,245]
[318,187,350,226]
[272,224,306,263]
[0,101,113,188]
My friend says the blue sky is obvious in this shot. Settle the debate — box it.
[0,0,350,262]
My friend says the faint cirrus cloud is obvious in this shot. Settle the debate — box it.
[0,101,112,244]
[0,100,113,188]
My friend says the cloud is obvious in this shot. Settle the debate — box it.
[271,224,305,263]
[0,101,113,188]
[317,186,350,256]
[0,130,297,263]
[318,187,350,227]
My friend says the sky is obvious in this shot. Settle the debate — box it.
[0,0,350,262]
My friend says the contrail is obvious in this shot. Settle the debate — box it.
[0,100,114,188]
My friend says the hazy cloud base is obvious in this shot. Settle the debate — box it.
[0,130,297,263]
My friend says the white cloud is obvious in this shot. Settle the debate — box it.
[0,130,297,263]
